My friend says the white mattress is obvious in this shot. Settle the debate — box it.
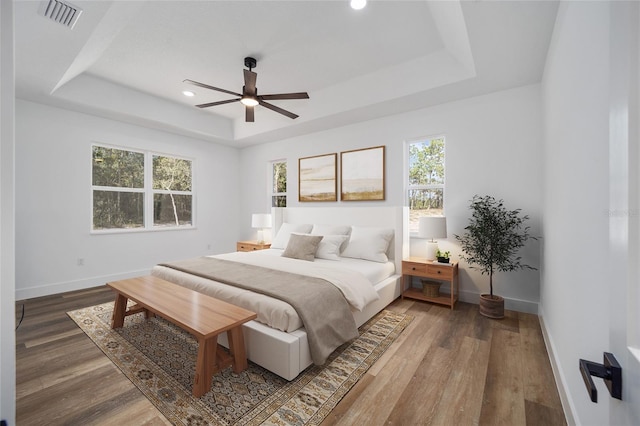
[151,250,396,333]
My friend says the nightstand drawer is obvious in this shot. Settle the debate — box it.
[402,262,428,275]
[236,241,271,252]
[426,264,454,279]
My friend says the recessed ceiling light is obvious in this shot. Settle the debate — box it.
[350,0,366,10]
[182,90,195,97]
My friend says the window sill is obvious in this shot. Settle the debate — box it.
[91,225,196,235]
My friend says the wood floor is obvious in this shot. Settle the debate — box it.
[15,286,566,426]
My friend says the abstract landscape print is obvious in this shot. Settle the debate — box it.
[299,153,337,202]
[341,146,385,201]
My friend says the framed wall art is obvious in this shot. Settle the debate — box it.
[340,145,385,201]
[298,153,337,202]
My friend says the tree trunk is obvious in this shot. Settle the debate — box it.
[164,173,179,226]
[489,266,494,297]
[169,193,179,226]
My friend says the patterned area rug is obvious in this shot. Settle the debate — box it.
[68,302,412,425]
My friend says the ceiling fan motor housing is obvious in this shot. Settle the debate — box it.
[244,57,257,70]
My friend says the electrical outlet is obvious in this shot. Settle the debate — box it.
[77,258,84,266]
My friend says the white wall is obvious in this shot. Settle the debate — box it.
[239,85,543,313]
[15,100,241,299]
[541,2,611,424]
[1,0,15,423]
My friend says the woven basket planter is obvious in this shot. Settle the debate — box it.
[479,294,504,319]
[421,280,441,298]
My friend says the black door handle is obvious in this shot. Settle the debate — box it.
[579,352,622,403]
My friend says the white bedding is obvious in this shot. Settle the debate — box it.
[151,250,395,333]
[257,248,396,284]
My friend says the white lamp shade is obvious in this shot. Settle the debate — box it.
[251,213,272,229]
[418,216,447,240]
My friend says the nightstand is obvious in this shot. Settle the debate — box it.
[401,257,459,309]
[236,240,271,252]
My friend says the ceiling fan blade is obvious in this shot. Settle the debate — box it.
[259,92,309,101]
[183,79,242,97]
[196,98,240,108]
[258,100,299,119]
[245,106,255,122]
[243,70,257,95]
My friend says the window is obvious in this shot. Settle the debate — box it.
[92,145,193,232]
[152,155,193,227]
[270,160,287,207]
[407,136,445,233]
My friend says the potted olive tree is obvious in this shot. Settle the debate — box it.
[455,195,537,319]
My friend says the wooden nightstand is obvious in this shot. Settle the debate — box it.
[401,257,459,309]
[236,240,271,252]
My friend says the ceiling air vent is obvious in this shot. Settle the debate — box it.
[38,0,83,30]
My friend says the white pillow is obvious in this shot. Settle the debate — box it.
[341,226,394,263]
[310,224,352,237]
[315,235,349,261]
[311,225,351,252]
[270,223,313,249]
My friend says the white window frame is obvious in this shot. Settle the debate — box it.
[269,159,287,208]
[91,143,195,234]
[405,135,446,235]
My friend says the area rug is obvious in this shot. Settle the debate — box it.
[68,302,412,425]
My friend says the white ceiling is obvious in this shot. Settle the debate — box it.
[15,0,559,147]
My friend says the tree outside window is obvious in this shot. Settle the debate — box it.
[407,137,445,232]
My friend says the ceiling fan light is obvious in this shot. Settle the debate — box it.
[350,0,366,10]
[241,96,259,107]
[182,90,195,97]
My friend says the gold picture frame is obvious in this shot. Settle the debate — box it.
[298,153,338,202]
[340,145,385,201]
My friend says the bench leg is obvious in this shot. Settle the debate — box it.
[193,335,217,398]
[227,327,248,373]
[111,293,127,329]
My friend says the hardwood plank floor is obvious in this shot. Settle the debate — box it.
[15,286,566,425]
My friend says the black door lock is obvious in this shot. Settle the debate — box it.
[579,352,622,403]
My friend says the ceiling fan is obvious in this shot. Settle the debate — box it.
[184,57,309,123]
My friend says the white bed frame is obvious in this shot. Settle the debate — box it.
[216,206,409,380]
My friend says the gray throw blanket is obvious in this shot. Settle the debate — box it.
[159,257,359,365]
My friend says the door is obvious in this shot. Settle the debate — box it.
[607,2,640,424]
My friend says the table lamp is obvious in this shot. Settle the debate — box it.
[252,213,272,244]
[418,216,447,260]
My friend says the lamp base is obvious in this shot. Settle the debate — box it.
[426,241,438,260]
[257,229,265,245]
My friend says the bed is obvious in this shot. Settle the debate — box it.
[151,206,409,380]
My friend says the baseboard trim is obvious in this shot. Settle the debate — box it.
[538,305,576,426]
[16,269,151,301]
[437,289,539,314]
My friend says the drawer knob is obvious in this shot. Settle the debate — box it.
[412,267,416,270]
[437,270,441,274]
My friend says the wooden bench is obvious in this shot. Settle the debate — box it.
[107,275,257,398]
